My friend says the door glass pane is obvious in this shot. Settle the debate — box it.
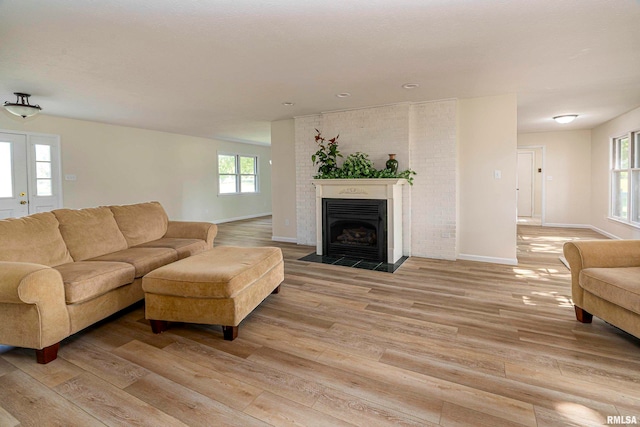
[35,144,51,162]
[36,162,51,178]
[219,175,236,194]
[241,175,256,193]
[37,179,52,196]
[0,142,12,198]
[612,171,628,218]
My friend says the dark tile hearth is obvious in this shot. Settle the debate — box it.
[299,253,408,273]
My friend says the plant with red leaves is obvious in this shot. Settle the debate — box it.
[311,128,342,177]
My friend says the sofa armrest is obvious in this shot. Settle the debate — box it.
[165,221,218,249]
[563,240,640,308]
[0,262,71,349]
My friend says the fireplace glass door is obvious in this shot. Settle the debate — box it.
[322,198,387,262]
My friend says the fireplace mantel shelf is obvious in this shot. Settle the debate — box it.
[312,178,407,186]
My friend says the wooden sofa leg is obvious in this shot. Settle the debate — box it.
[36,342,60,364]
[574,306,593,323]
[222,326,238,341]
[150,319,169,334]
[272,285,281,294]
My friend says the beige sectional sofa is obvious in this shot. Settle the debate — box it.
[0,202,216,363]
[563,240,640,339]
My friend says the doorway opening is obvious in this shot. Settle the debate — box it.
[517,146,545,226]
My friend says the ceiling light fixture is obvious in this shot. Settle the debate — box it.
[402,83,420,89]
[336,92,351,98]
[282,102,295,106]
[3,92,42,118]
[553,114,578,124]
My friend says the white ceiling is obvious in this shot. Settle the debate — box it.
[1,0,639,145]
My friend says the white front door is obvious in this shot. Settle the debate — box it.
[0,132,62,219]
[517,151,534,217]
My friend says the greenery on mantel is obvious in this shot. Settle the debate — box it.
[311,129,416,185]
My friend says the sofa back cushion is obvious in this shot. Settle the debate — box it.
[110,201,169,247]
[53,207,128,261]
[0,212,73,266]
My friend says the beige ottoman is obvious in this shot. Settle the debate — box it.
[142,246,284,340]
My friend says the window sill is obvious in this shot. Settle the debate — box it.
[607,216,640,230]
[218,192,261,197]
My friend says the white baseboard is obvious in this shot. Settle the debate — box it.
[544,222,621,240]
[272,236,298,243]
[213,212,272,224]
[588,226,621,240]
[457,253,518,266]
[543,222,592,228]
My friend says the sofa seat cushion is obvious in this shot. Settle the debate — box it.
[0,212,73,267]
[54,261,136,304]
[143,246,283,298]
[580,267,640,315]
[110,202,169,247]
[53,207,128,261]
[89,247,178,278]
[134,238,206,260]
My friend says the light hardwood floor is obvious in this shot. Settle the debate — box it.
[1,218,639,426]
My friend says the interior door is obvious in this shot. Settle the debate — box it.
[517,151,534,217]
[0,133,29,219]
[0,132,62,219]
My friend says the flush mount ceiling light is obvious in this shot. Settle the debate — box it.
[282,102,295,106]
[336,92,351,98]
[3,92,42,118]
[553,114,578,124]
[402,83,420,89]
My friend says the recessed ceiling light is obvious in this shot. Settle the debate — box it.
[402,83,420,89]
[553,114,578,124]
[336,93,351,98]
[282,102,295,106]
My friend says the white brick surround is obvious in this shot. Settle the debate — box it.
[295,100,457,260]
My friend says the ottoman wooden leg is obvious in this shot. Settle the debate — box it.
[150,319,169,334]
[222,326,238,341]
[272,285,281,294]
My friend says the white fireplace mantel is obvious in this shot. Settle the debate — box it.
[312,178,407,263]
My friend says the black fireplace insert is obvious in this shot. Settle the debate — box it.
[322,198,387,262]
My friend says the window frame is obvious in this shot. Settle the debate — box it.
[217,153,259,195]
[609,130,640,227]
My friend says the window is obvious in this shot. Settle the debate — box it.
[35,144,53,196]
[611,131,640,224]
[218,154,258,194]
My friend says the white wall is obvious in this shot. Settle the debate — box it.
[293,101,458,260]
[276,94,519,264]
[0,112,272,222]
[458,94,518,264]
[518,130,591,226]
[271,119,297,241]
[590,105,640,239]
